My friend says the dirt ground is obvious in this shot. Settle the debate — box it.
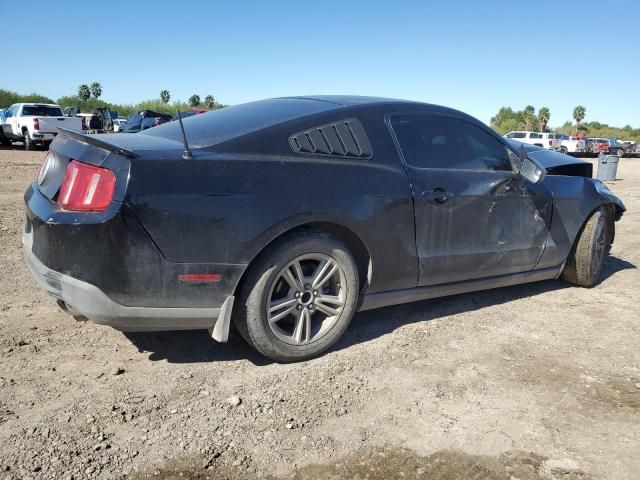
[0,148,638,480]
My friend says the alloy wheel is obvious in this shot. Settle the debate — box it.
[266,253,347,346]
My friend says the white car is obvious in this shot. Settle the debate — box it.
[113,118,127,133]
[1,103,84,150]
[504,131,561,150]
[555,134,586,154]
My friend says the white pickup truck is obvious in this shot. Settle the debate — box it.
[1,103,84,150]
[556,134,586,154]
[504,131,561,150]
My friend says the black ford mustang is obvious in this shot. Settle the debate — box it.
[23,96,625,361]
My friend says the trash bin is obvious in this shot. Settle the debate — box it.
[597,154,619,181]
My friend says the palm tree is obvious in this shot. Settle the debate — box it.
[204,95,215,109]
[90,82,102,99]
[573,106,586,135]
[538,107,550,132]
[160,90,171,104]
[189,95,201,108]
[523,105,536,130]
[78,84,91,101]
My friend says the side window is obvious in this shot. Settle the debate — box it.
[506,132,526,139]
[390,114,513,171]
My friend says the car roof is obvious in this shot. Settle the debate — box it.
[280,95,417,107]
[141,96,478,149]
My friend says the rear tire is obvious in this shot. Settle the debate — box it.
[616,148,624,158]
[560,147,568,155]
[561,207,611,287]
[23,131,33,151]
[233,231,359,362]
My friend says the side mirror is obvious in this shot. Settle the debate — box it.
[518,144,546,184]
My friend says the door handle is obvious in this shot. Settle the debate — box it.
[425,187,454,203]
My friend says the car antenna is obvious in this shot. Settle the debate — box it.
[176,110,193,160]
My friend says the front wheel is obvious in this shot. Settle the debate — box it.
[616,148,624,158]
[562,207,611,287]
[234,231,359,362]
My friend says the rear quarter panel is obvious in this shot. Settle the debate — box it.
[126,110,419,294]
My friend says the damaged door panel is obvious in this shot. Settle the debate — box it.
[388,112,553,286]
[409,169,552,285]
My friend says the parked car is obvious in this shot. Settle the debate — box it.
[122,110,172,133]
[113,118,128,133]
[65,106,118,133]
[586,137,611,155]
[504,131,561,150]
[1,103,84,150]
[619,141,637,157]
[556,134,586,154]
[172,109,208,121]
[23,96,625,362]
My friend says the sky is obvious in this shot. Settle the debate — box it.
[3,0,639,128]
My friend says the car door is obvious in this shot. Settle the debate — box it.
[389,112,553,286]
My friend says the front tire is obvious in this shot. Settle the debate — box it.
[562,207,611,287]
[616,148,624,158]
[234,231,359,362]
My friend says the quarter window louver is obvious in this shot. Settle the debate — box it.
[289,119,372,158]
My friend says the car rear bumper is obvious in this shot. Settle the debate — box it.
[22,228,234,341]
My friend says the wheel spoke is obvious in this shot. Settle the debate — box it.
[292,309,306,344]
[269,304,297,324]
[283,267,303,291]
[269,297,297,313]
[316,294,343,306]
[304,309,311,343]
[314,297,341,317]
[292,260,305,288]
[312,259,337,289]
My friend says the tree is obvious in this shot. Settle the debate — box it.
[204,95,215,109]
[160,90,171,104]
[189,95,200,107]
[523,105,536,131]
[538,107,550,132]
[90,82,102,99]
[573,106,586,135]
[78,84,91,101]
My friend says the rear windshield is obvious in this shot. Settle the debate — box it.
[22,105,63,116]
[141,98,338,148]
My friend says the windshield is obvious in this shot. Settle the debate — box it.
[22,105,63,116]
[141,98,339,148]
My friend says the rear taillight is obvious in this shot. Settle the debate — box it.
[82,118,87,130]
[33,118,40,130]
[58,161,115,211]
[548,140,552,146]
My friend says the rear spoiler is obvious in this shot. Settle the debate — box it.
[57,128,137,158]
